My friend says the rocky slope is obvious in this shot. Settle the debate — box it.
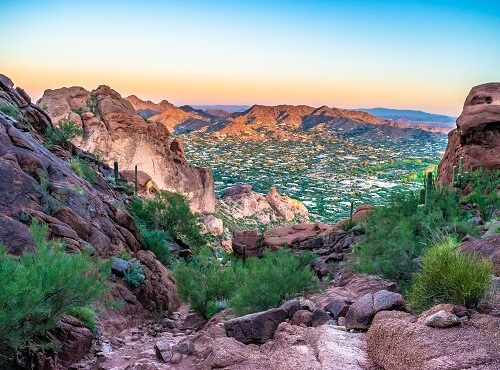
[0,74,180,368]
[38,86,216,213]
[437,83,500,186]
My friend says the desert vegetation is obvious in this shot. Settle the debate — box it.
[44,118,83,147]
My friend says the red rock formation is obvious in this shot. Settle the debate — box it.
[38,85,216,212]
[437,83,500,187]
[126,94,175,112]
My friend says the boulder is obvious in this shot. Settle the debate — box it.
[367,310,500,370]
[155,340,173,362]
[311,309,332,327]
[459,234,500,276]
[325,297,351,319]
[345,290,405,330]
[423,310,460,328]
[437,83,500,187]
[291,310,313,326]
[203,215,224,236]
[232,229,262,257]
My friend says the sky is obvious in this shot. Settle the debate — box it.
[0,0,499,116]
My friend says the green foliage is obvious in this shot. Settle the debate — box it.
[69,157,96,184]
[71,107,85,115]
[66,306,97,330]
[229,249,321,315]
[130,191,207,248]
[105,299,125,310]
[0,102,22,120]
[123,261,146,287]
[173,248,235,319]
[461,169,500,222]
[45,118,83,146]
[0,221,108,366]
[173,248,320,318]
[407,238,492,311]
[87,95,101,119]
[351,188,471,285]
[139,225,171,266]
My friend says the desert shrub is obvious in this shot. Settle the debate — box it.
[0,102,22,120]
[173,248,320,318]
[45,118,83,146]
[229,249,320,315]
[407,238,492,311]
[173,248,235,319]
[130,191,207,248]
[0,221,108,367]
[351,188,473,286]
[69,157,96,184]
[66,306,97,330]
[139,225,171,266]
[460,169,500,222]
[124,261,146,287]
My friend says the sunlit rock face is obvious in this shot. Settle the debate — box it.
[437,83,500,187]
[38,86,216,213]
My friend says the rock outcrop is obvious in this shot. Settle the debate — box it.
[437,83,500,186]
[459,234,500,276]
[220,183,309,223]
[367,309,500,370]
[38,85,216,212]
[0,75,180,368]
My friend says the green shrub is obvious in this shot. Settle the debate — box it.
[69,157,96,184]
[0,221,108,367]
[66,306,97,330]
[351,188,474,286]
[407,238,492,311]
[229,249,320,315]
[45,118,83,146]
[139,225,171,266]
[124,261,146,287]
[173,248,320,318]
[0,102,22,120]
[130,191,207,248]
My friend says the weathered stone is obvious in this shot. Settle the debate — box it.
[154,340,172,362]
[325,297,351,319]
[424,310,460,328]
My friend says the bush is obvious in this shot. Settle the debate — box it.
[172,248,320,318]
[173,248,235,319]
[407,238,492,311]
[130,191,207,248]
[45,118,83,146]
[351,188,473,286]
[229,249,320,315]
[66,306,97,330]
[0,102,22,120]
[139,225,171,266]
[124,261,146,287]
[69,157,96,184]
[0,221,108,367]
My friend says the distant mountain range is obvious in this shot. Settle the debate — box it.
[126,96,451,140]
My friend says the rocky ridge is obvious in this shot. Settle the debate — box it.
[38,86,216,213]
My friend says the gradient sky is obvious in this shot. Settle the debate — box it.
[1,0,499,116]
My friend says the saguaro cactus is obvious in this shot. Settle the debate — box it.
[114,161,119,183]
[453,157,468,188]
[425,172,433,211]
[349,201,354,225]
[134,165,138,194]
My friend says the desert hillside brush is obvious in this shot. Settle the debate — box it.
[0,221,108,367]
[69,157,96,184]
[407,238,492,311]
[173,248,320,318]
[130,191,207,248]
[44,118,83,146]
[123,261,146,287]
[138,225,172,266]
[0,102,22,120]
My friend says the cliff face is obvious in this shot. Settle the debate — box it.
[437,83,500,186]
[38,86,216,213]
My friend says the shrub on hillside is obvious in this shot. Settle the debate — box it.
[130,191,207,248]
[173,248,320,318]
[45,118,83,146]
[123,261,146,287]
[139,225,171,266]
[69,157,96,184]
[173,248,235,319]
[229,249,320,315]
[407,238,492,311]
[0,102,22,120]
[0,221,108,367]
[351,188,476,286]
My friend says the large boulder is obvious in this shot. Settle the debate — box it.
[38,85,216,213]
[459,234,500,276]
[345,290,405,330]
[224,301,300,344]
[367,310,500,370]
[437,83,500,187]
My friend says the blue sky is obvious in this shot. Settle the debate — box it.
[0,0,498,115]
